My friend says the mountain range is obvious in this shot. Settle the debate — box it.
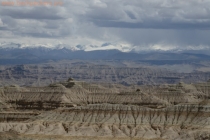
[1,42,210,65]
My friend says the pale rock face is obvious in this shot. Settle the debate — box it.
[0,79,210,140]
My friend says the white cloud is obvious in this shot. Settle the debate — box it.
[0,18,3,26]
[150,44,177,51]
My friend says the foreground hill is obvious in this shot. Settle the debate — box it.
[0,79,210,140]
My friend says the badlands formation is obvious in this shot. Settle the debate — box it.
[0,78,210,140]
[1,61,210,87]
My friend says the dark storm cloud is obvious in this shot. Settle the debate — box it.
[93,20,210,29]
[0,4,71,38]
[19,32,62,38]
[0,26,8,30]
[83,0,210,30]
[0,0,210,50]
[0,7,64,20]
[125,11,137,20]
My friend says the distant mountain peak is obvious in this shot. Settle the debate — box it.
[0,42,80,51]
[1,42,210,55]
[0,42,134,52]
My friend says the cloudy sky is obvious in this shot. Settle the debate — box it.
[0,0,210,51]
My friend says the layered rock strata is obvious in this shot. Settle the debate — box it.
[0,80,210,140]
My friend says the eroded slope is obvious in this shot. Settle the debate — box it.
[0,79,210,140]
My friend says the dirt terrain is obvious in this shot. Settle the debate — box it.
[0,78,210,140]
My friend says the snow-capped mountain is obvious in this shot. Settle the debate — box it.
[80,43,134,52]
[1,42,210,65]
[1,42,210,55]
[0,42,123,52]
[0,42,136,53]
[0,42,80,51]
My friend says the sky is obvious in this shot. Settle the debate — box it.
[0,0,210,51]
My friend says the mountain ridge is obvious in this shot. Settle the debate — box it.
[1,42,210,54]
[1,43,210,65]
